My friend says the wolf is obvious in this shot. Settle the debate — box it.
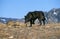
[25,11,46,27]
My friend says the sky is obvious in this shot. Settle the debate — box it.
[0,0,60,19]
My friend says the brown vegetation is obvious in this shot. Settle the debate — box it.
[0,22,60,39]
[6,20,15,26]
[6,20,26,28]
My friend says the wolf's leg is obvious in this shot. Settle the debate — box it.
[29,20,32,27]
[42,20,45,25]
[38,18,42,26]
[32,19,35,24]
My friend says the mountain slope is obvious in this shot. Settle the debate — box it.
[47,8,60,23]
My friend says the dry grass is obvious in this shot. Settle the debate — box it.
[0,22,60,39]
[6,21,26,28]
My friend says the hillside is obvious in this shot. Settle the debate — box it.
[0,23,60,39]
[47,8,60,23]
[0,17,24,23]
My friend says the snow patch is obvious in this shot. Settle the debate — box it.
[53,12,57,15]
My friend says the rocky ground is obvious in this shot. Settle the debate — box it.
[0,23,60,39]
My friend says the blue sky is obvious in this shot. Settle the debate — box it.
[0,0,60,19]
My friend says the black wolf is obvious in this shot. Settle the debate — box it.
[25,11,46,27]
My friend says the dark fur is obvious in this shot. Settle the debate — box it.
[25,11,46,27]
